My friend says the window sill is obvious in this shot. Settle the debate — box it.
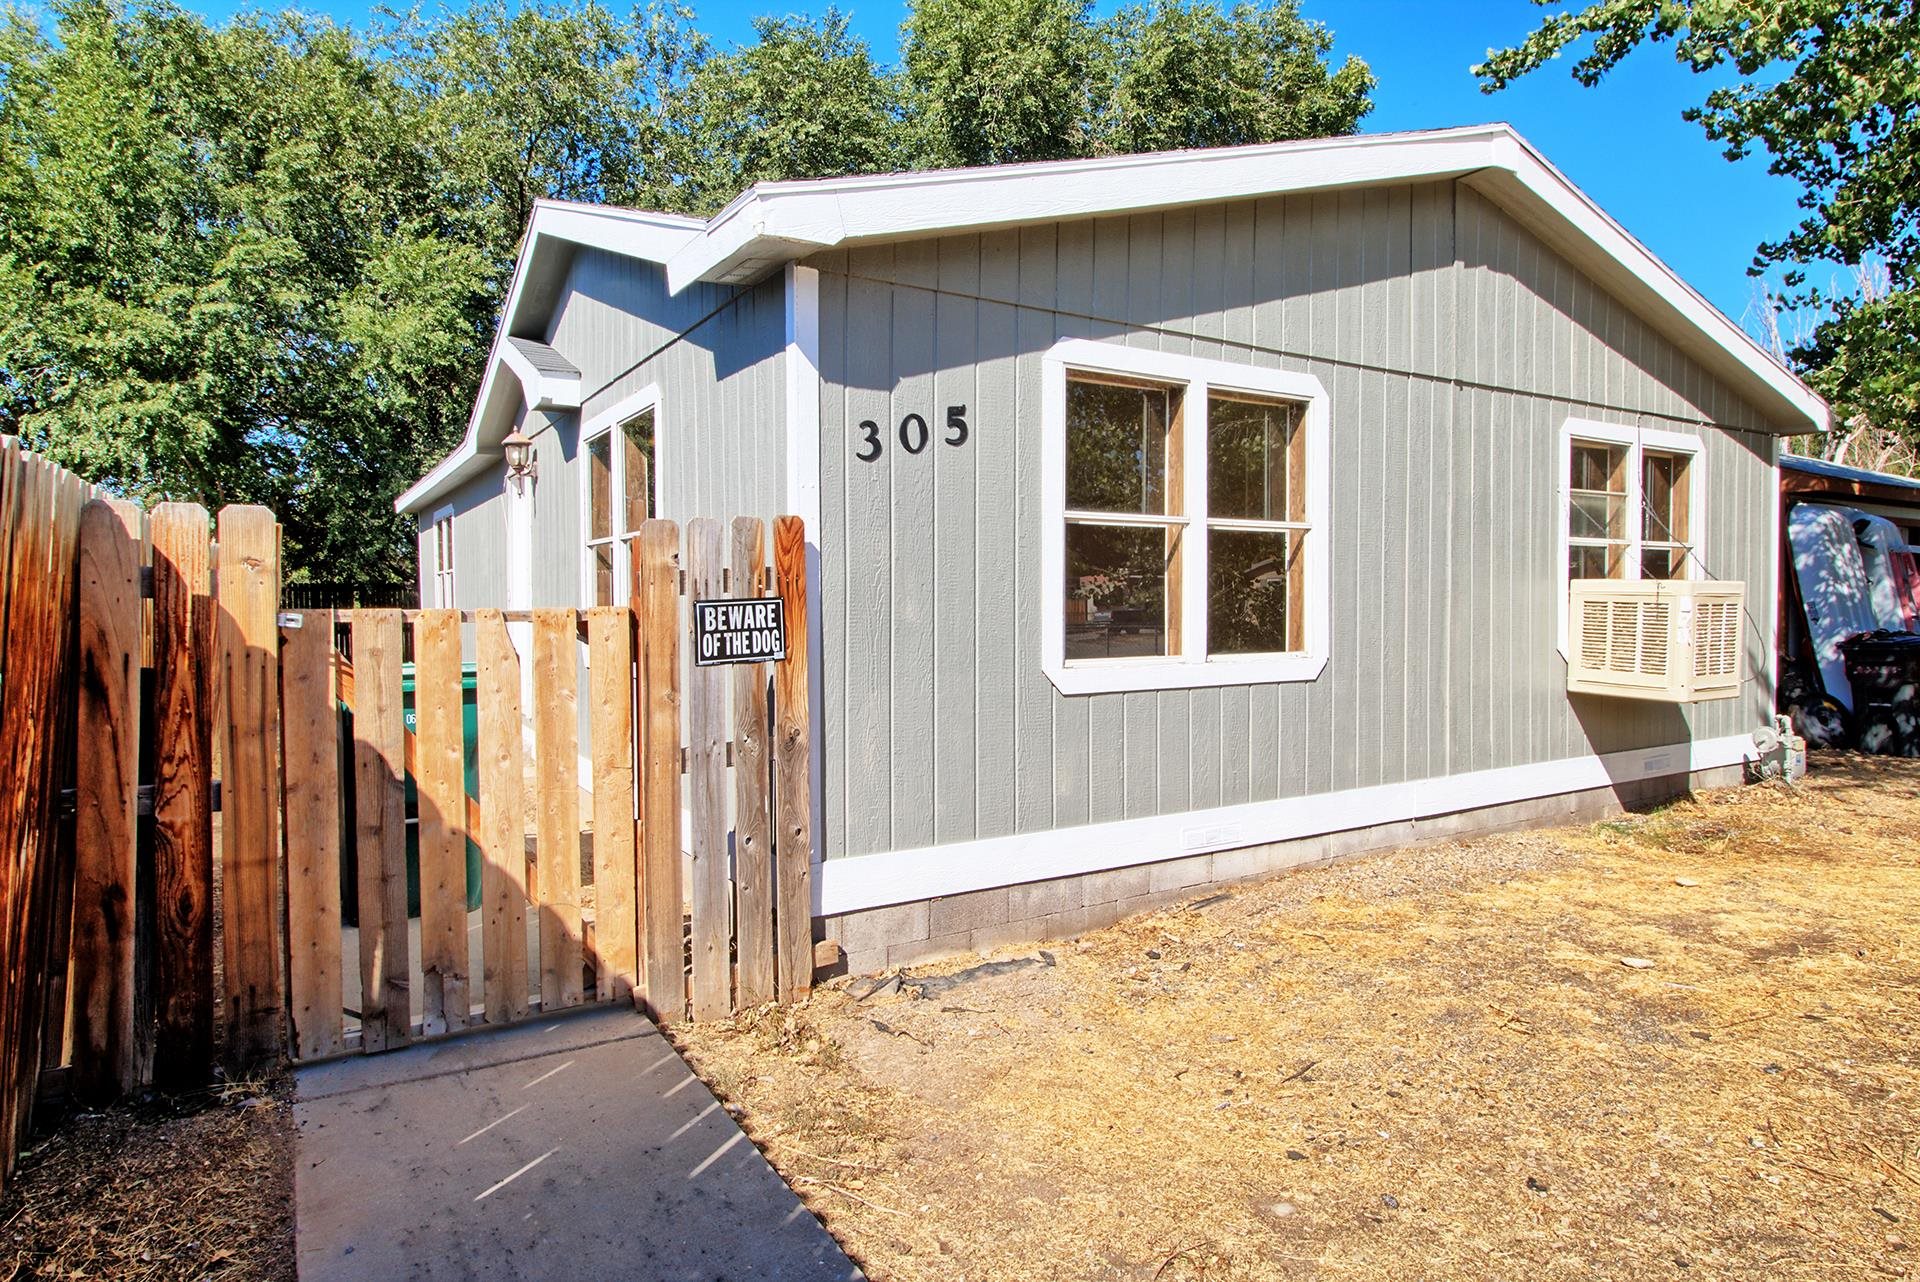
[1044,651,1328,695]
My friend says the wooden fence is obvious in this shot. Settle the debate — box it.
[0,438,817,1193]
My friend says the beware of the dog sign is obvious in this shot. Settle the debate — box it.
[692,597,787,666]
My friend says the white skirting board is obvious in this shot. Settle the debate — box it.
[814,733,1757,916]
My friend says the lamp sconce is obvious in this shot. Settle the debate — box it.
[502,429,537,496]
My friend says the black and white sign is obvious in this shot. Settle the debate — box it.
[692,597,787,666]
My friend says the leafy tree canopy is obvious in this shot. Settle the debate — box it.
[1476,1,1919,465]
[0,0,1372,580]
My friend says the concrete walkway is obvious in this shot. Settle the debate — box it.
[293,1006,863,1281]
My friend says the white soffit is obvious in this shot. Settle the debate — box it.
[660,123,1825,435]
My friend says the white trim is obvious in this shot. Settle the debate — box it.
[1767,437,1783,703]
[576,384,663,608]
[396,201,701,515]
[658,124,1822,436]
[499,341,582,412]
[428,505,456,608]
[817,733,1757,915]
[783,263,827,874]
[1556,417,1707,657]
[1040,339,1330,695]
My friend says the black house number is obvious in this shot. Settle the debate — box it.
[855,405,969,462]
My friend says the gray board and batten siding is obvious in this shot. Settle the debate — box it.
[809,177,1779,868]
[417,248,790,611]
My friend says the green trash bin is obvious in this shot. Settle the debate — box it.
[400,662,483,915]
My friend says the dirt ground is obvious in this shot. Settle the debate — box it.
[675,754,1920,1282]
[0,1076,294,1281]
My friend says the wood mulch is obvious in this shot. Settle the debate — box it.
[675,753,1920,1282]
[0,1074,294,1281]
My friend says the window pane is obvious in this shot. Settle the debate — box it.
[1208,394,1302,522]
[1569,543,1625,580]
[1066,378,1174,515]
[1569,493,1627,541]
[1208,528,1297,654]
[588,432,613,541]
[1065,522,1170,659]
[1570,441,1627,495]
[623,411,654,532]
[1643,450,1688,546]
[592,543,614,606]
[1642,547,1685,580]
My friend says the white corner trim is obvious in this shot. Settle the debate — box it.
[783,262,828,881]
[1556,417,1708,658]
[1040,339,1331,695]
[816,733,1757,915]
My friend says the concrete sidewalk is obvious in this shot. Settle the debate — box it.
[293,1006,863,1281]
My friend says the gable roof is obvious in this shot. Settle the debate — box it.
[399,125,1826,514]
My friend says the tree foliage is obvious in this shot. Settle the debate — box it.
[1476,1,1920,465]
[0,0,1373,580]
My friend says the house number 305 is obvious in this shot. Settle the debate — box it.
[854,406,969,462]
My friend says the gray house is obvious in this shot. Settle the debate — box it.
[399,124,1828,975]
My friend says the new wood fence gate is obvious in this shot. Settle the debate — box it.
[0,435,817,1194]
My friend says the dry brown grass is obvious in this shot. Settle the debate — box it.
[0,1075,294,1281]
[675,754,1920,1281]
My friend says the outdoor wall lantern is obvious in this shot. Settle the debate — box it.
[501,428,537,495]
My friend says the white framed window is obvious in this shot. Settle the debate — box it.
[1557,417,1706,651]
[579,386,661,607]
[1041,340,1330,695]
[429,507,455,608]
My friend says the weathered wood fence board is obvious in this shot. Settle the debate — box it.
[413,609,468,1035]
[148,503,214,1086]
[69,499,142,1101]
[731,518,775,1009]
[351,609,409,1053]
[216,506,284,1066]
[0,469,822,1168]
[635,520,684,1023]
[281,609,345,1061]
[475,611,531,1024]
[773,515,817,1003]
[532,609,583,1011]
[685,519,730,1022]
[587,608,638,1005]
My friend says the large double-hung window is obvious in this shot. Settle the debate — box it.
[583,404,656,606]
[1042,340,1330,695]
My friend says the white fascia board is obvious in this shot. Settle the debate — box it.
[1466,135,1826,435]
[664,126,1508,293]
[397,201,702,514]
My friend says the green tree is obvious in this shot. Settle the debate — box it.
[662,11,904,215]
[902,0,1094,166]
[1477,1,1920,467]
[1090,0,1374,155]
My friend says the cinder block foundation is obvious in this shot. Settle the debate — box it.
[823,765,1744,977]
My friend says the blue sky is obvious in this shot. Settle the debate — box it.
[192,0,1804,330]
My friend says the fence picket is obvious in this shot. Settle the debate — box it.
[281,610,344,1060]
[634,521,684,1022]
[685,520,730,1020]
[214,505,283,1066]
[772,516,816,1003]
[532,609,582,1011]
[69,499,142,1099]
[148,504,214,1085]
[475,612,530,1023]
[350,609,409,1052]
[731,518,776,1009]
[413,610,469,1034]
[587,608,638,1004]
